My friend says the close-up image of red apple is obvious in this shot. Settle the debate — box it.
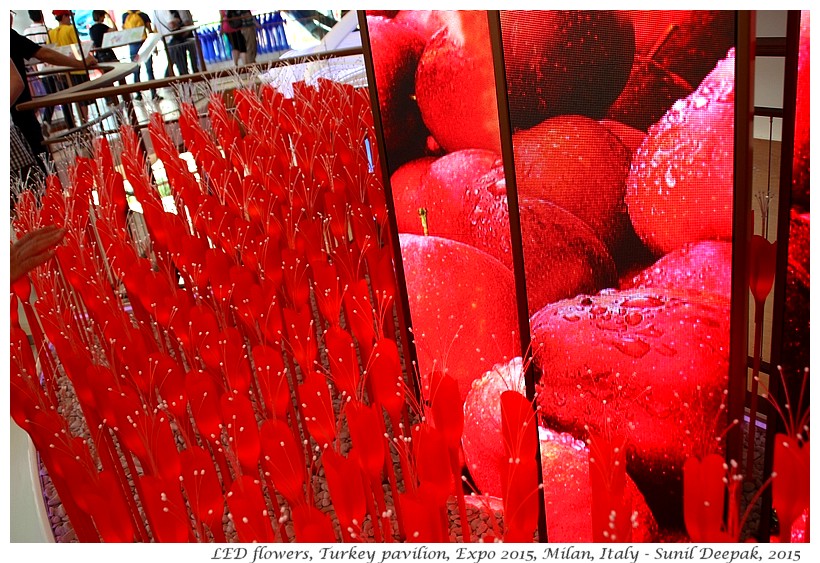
[792,10,810,209]
[414,11,502,154]
[624,240,733,301]
[647,11,735,95]
[461,357,658,542]
[519,200,618,315]
[605,58,694,133]
[500,10,635,130]
[391,150,619,315]
[512,115,632,256]
[531,288,730,530]
[608,11,734,133]
[600,118,647,155]
[393,10,459,44]
[364,10,741,538]
[626,10,692,56]
[782,210,810,375]
[390,149,509,265]
[366,15,429,168]
[626,48,736,255]
[398,233,519,400]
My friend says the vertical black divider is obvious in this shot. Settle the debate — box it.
[727,10,755,475]
[758,9,802,542]
[487,10,549,543]
[356,11,421,406]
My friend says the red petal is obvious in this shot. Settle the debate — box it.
[259,419,306,506]
[227,475,276,543]
[322,448,367,529]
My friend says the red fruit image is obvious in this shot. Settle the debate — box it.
[388,156,436,231]
[646,11,735,94]
[513,115,632,254]
[782,211,810,375]
[600,119,647,156]
[415,11,502,154]
[393,10,459,43]
[391,151,618,314]
[626,48,735,255]
[462,357,657,541]
[391,150,509,265]
[366,16,429,169]
[610,11,734,132]
[605,58,693,133]
[500,11,635,130]
[366,10,399,19]
[624,240,733,301]
[398,234,518,399]
[626,10,692,56]
[531,288,730,530]
[519,200,617,315]
[792,10,810,208]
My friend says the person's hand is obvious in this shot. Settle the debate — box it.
[84,53,98,68]
[10,226,66,283]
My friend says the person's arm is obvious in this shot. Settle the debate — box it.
[142,13,154,34]
[179,10,194,26]
[153,11,170,33]
[33,46,98,69]
[10,59,25,105]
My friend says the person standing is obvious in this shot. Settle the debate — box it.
[21,10,57,134]
[48,10,79,45]
[238,10,257,65]
[10,57,68,276]
[89,11,118,62]
[10,58,37,187]
[10,22,97,167]
[153,10,199,76]
[47,10,93,122]
[122,9,156,98]
[22,10,49,44]
[220,10,247,66]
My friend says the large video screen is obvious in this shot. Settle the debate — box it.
[500,10,736,538]
[365,10,739,542]
[782,10,810,377]
[365,10,540,541]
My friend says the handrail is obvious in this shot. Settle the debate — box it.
[15,46,364,112]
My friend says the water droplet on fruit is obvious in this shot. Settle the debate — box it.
[625,312,643,326]
[622,296,663,309]
[654,343,677,357]
[665,166,676,188]
[612,337,650,359]
[589,305,607,317]
[636,324,664,338]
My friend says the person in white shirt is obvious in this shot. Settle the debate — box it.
[22,10,50,44]
[153,10,200,76]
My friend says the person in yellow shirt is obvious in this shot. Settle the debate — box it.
[47,10,93,122]
[48,10,79,45]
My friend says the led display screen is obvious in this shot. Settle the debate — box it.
[366,10,741,542]
[771,13,810,542]
[364,10,538,541]
[782,10,810,377]
[499,10,737,538]
[365,11,521,401]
